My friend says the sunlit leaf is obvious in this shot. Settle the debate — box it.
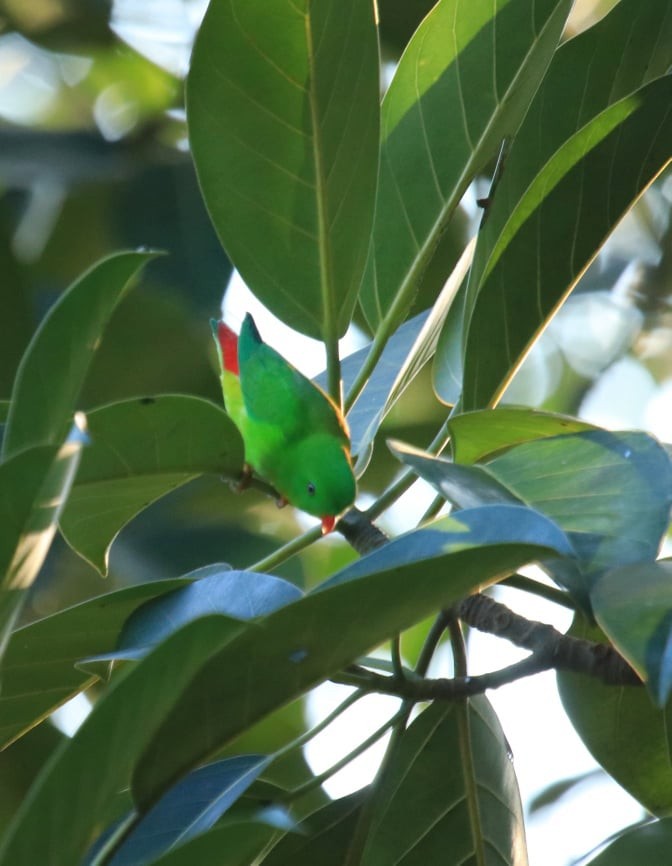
[187,0,379,339]
[460,78,672,409]
[361,698,527,865]
[360,0,572,333]
[447,407,593,464]
[0,419,87,663]
[558,616,672,816]
[591,561,672,706]
[133,505,571,807]
[2,251,157,460]
[59,395,244,575]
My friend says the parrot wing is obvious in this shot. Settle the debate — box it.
[238,314,349,445]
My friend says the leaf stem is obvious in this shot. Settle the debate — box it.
[273,689,366,761]
[501,573,576,609]
[282,706,405,803]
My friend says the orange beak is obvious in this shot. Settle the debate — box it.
[321,515,337,535]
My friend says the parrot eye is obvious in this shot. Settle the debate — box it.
[307,482,316,496]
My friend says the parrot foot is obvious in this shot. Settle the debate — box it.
[275,495,288,509]
[230,463,253,493]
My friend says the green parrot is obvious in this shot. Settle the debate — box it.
[212,314,356,533]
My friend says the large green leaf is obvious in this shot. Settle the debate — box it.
[0,420,87,663]
[460,77,672,410]
[390,429,672,604]
[0,617,246,866]
[434,0,672,403]
[558,617,672,816]
[447,407,593,465]
[142,815,282,866]
[58,396,243,574]
[2,251,156,460]
[360,698,527,865]
[133,505,571,808]
[359,0,572,333]
[591,561,672,707]
[0,578,191,748]
[107,756,272,866]
[585,819,672,865]
[187,0,379,340]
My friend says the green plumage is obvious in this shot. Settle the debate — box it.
[212,314,356,529]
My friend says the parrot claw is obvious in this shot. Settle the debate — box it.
[230,464,253,493]
[275,495,288,509]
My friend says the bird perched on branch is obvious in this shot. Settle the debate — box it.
[212,313,356,533]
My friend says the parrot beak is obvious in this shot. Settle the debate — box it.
[321,515,337,535]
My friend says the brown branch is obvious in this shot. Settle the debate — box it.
[333,507,640,690]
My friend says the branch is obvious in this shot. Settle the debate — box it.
[456,594,640,686]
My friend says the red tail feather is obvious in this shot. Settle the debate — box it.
[217,321,239,375]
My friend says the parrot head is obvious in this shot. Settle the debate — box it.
[279,434,356,533]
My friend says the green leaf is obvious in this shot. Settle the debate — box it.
[460,76,672,409]
[486,430,672,596]
[360,697,527,865]
[359,0,572,333]
[2,251,157,461]
[107,756,272,866]
[585,819,672,865]
[591,561,672,707]
[558,616,672,816]
[436,0,672,405]
[139,816,281,866]
[187,0,379,340]
[0,401,10,424]
[58,395,244,575]
[0,578,192,748]
[0,420,87,662]
[0,616,247,866]
[133,505,571,807]
[388,439,523,509]
[95,568,303,661]
[261,791,364,865]
[447,407,593,464]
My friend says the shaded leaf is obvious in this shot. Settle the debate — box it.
[59,395,244,575]
[2,251,157,460]
[187,0,379,339]
[361,697,527,865]
[0,578,193,748]
[142,815,282,866]
[447,407,593,464]
[0,616,247,866]
[591,561,672,706]
[460,76,672,409]
[360,0,572,332]
[95,568,303,661]
[134,505,571,807]
[437,0,672,404]
[558,616,672,816]
[261,791,364,865]
[108,756,271,866]
[585,819,672,865]
[388,439,523,509]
